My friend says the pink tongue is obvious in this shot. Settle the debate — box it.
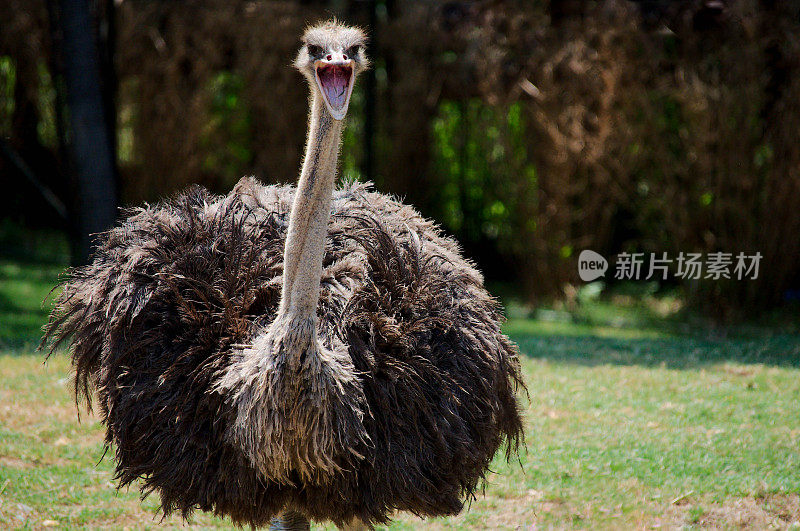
[320,67,349,109]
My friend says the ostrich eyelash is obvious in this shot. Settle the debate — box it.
[346,45,362,58]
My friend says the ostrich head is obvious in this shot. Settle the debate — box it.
[295,20,368,121]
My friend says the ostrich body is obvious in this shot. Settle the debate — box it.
[44,21,524,529]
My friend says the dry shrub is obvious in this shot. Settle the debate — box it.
[439,1,643,299]
[625,1,800,313]
[84,0,800,315]
[461,0,800,315]
[116,1,325,202]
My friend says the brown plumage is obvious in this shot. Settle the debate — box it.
[43,20,524,530]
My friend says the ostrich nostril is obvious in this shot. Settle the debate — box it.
[343,54,348,60]
[326,54,332,61]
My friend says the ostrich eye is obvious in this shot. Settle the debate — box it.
[306,44,324,58]
[346,45,362,59]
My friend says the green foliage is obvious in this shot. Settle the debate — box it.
[35,61,57,149]
[340,85,365,183]
[0,220,70,265]
[0,56,15,135]
[116,79,137,164]
[200,71,253,187]
[431,100,537,258]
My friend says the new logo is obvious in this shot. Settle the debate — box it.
[578,250,608,282]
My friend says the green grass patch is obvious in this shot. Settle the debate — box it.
[0,259,62,352]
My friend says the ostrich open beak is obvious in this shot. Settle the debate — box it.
[315,60,355,121]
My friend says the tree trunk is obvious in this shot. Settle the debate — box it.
[55,0,118,265]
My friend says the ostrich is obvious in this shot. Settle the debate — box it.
[44,20,524,529]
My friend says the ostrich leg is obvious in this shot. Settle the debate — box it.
[269,510,311,530]
[342,517,372,530]
[268,512,372,531]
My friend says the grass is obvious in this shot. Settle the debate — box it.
[0,260,64,352]
[1,255,800,529]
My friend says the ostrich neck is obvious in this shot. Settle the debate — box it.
[278,93,343,325]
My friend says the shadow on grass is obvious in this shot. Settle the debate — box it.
[509,325,800,369]
[501,280,800,369]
